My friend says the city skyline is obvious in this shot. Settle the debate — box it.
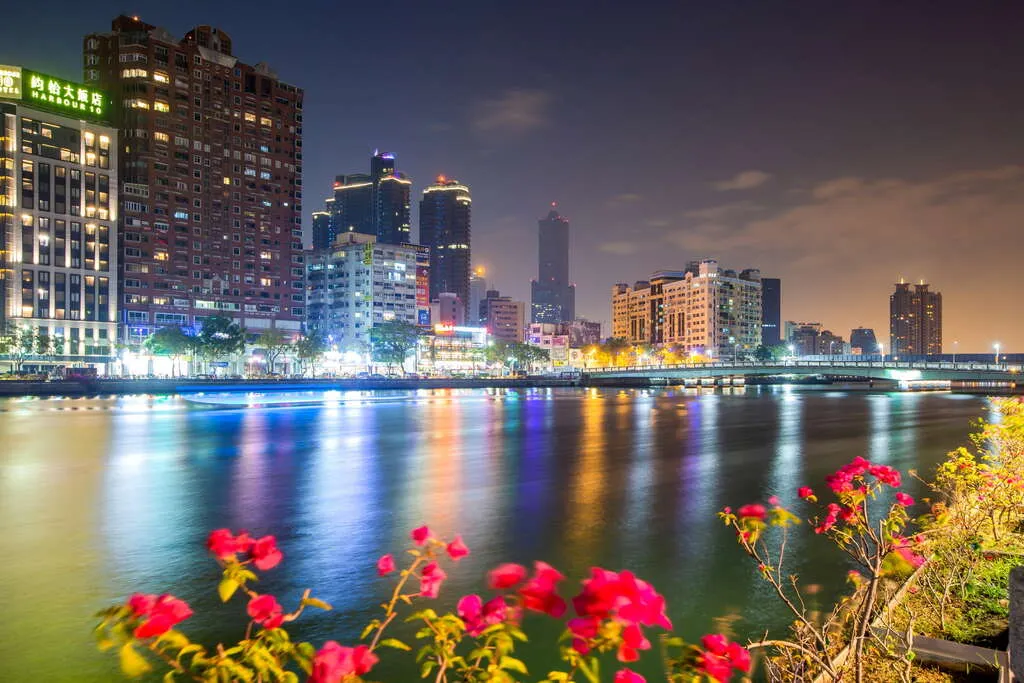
[2,1,1023,349]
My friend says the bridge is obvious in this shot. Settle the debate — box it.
[584,360,1021,386]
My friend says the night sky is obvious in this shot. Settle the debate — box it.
[3,1,1024,351]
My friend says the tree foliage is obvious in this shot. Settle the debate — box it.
[369,320,420,373]
[293,332,328,375]
[195,316,246,361]
[144,327,195,377]
[256,328,291,374]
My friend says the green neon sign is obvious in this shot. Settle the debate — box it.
[23,69,107,120]
[0,65,22,98]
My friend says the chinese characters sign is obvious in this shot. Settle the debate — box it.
[0,65,108,121]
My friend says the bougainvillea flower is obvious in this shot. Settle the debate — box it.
[419,561,447,598]
[411,525,431,546]
[446,536,470,561]
[614,669,645,683]
[309,641,378,683]
[250,536,283,571]
[247,594,284,629]
[132,595,192,639]
[488,563,528,590]
[376,554,396,576]
[736,504,766,520]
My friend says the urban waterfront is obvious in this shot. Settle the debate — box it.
[0,386,995,680]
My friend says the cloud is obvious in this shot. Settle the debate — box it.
[598,241,643,255]
[471,89,551,135]
[665,165,1024,349]
[712,170,772,191]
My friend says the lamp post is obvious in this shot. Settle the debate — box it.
[994,342,1001,365]
[787,344,795,360]
[953,340,958,364]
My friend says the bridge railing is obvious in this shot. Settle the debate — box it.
[584,360,1021,374]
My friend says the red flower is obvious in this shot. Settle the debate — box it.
[250,536,283,571]
[411,525,431,546]
[132,595,192,639]
[206,528,251,559]
[614,669,645,683]
[696,652,733,682]
[736,504,766,521]
[895,492,914,507]
[419,562,447,598]
[376,554,396,576]
[127,593,157,617]
[519,561,567,617]
[701,633,729,655]
[815,503,842,534]
[572,568,672,631]
[869,464,902,488]
[617,622,651,662]
[488,563,528,590]
[247,594,284,629]
[446,536,470,561]
[797,486,815,500]
[726,641,752,673]
[767,495,779,506]
[309,641,378,683]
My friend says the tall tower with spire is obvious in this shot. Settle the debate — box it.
[531,203,575,324]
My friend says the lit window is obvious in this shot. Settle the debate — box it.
[154,132,169,143]
[153,71,169,83]
[154,101,170,113]
[244,112,256,123]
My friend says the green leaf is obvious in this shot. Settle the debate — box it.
[420,660,437,678]
[500,656,528,674]
[300,597,333,611]
[218,578,239,603]
[406,609,438,622]
[163,671,177,682]
[119,643,152,678]
[157,629,189,650]
[379,638,412,651]
[360,621,379,640]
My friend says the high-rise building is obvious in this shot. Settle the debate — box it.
[1,65,119,367]
[431,292,465,327]
[468,266,488,325]
[419,176,471,310]
[483,295,525,344]
[311,210,333,250]
[531,205,575,324]
[85,16,305,346]
[760,277,781,346]
[306,233,419,352]
[890,280,942,356]
[325,151,411,245]
[850,327,878,355]
[610,260,761,356]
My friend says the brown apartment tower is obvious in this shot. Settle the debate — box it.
[889,280,942,356]
[84,16,305,347]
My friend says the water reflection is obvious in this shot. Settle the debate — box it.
[0,389,993,680]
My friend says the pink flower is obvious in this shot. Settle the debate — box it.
[488,563,528,590]
[519,561,567,617]
[797,486,815,500]
[701,633,729,656]
[696,652,733,682]
[247,594,284,629]
[206,529,251,559]
[446,536,470,561]
[895,492,914,507]
[572,568,672,631]
[376,554,396,576]
[722,506,732,514]
[726,641,752,673]
[767,495,780,506]
[309,642,378,683]
[614,669,645,683]
[250,535,283,571]
[411,525,431,546]
[132,595,192,639]
[815,502,842,534]
[736,504,766,521]
[457,594,506,636]
[869,464,902,488]
[419,561,447,598]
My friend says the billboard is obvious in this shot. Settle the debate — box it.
[0,65,109,122]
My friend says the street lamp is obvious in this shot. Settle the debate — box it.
[953,340,958,364]
[787,344,795,359]
[877,343,884,362]
[994,342,1001,365]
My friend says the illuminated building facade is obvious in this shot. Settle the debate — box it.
[1,65,119,368]
[419,177,471,311]
[306,232,418,353]
[611,260,762,356]
[418,324,488,373]
[890,280,942,356]
[324,151,411,245]
[84,15,305,347]
[483,295,525,344]
[531,205,575,324]
[468,267,487,324]
[850,327,878,355]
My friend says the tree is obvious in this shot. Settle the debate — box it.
[293,332,328,376]
[600,337,631,367]
[195,316,245,370]
[369,320,420,374]
[0,323,37,373]
[256,328,291,375]
[144,327,195,377]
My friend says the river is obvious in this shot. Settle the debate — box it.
[0,387,994,680]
